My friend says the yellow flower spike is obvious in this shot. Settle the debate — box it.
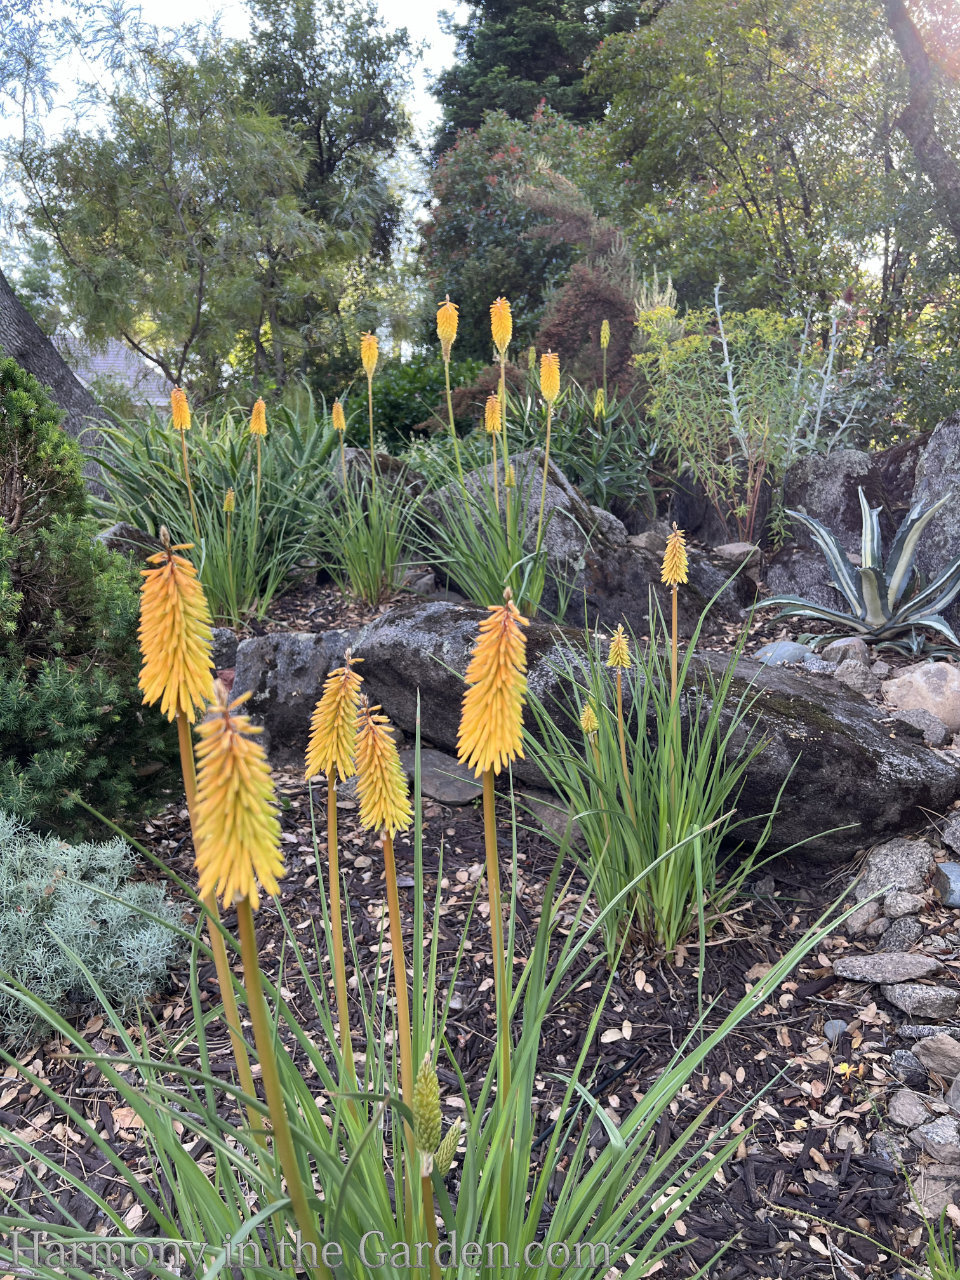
[594,387,605,419]
[661,523,689,586]
[194,684,285,912]
[490,296,512,356]
[505,463,516,488]
[332,398,346,433]
[361,331,379,379]
[138,533,215,723]
[413,1055,443,1158]
[539,351,560,404]
[223,487,235,513]
[580,700,599,735]
[457,590,529,778]
[170,385,191,432]
[304,653,364,783]
[606,623,631,671]
[355,700,412,837]
[484,393,502,434]
[249,397,267,437]
[436,294,459,360]
[600,319,611,350]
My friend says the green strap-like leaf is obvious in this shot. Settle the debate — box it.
[785,508,863,615]
[885,491,953,610]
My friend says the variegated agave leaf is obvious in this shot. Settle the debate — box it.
[885,490,953,611]
[858,488,883,572]
[784,508,863,615]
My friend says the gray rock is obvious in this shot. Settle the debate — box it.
[888,1088,930,1128]
[95,521,162,563]
[946,1074,960,1110]
[834,952,943,984]
[926,934,953,953]
[754,641,815,667]
[834,659,881,698]
[801,655,837,675]
[823,1018,848,1045]
[870,1130,907,1165]
[890,1048,928,1089]
[893,707,951,747]
[912,1164,960,1217]
[942,811,960,855]
[865,916,891,938]
[854,838,935,902]
[935,863,960,908]
[872,660,892,679]
[823,637,871,665]
[397,748,481,806]
[883,663,960,735]
[883,890,927,919]
[911,409,960,636]
[911,1115,960,1163]
[713,541,760,567]
[234,630,353,765]
[882,983,960,1019]
[914,1033,960,1080]
[846,899,882,936]
[211,627,238,670]
[353,602,960,862]
[763,545,845,612]
[784,449,884,554]
[878,917,924,952]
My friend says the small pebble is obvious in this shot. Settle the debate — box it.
[890,1048,928,1090]
[823,1019,848,1045]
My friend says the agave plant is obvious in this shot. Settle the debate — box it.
[765,488,960,650]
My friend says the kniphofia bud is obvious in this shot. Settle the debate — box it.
[223,487,235,513]
[484,393,501,434]
[661,524,689,587]
[490,297,512,356]
[527,345,536,371]
[580,701,599,735]
[361,332,379,379]
[249,397,267,437]
[412,1056,442,1155]
[457,589,528,777]
[194,683,284,911]
[505,464,516,488]
[594,387,605,419]
[540,351,560,404]
[606,624,631,671]
[138,532,215,723]
[434,1119,461,1176]
[600,319,610,350]
[355,699,412,836]
[304,653,364,783]
[436,295,459,358]
[332,398,346,433]
[171,385,191,432]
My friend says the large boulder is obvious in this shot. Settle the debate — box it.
[911,411,960,633]
[782,449,887,553]
[426,451,746,635]
[353,600,960,863]
[761,544,846,612]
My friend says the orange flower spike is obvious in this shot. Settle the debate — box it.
[249,397,267,437]
[436,295,459,359]
[540,351,560,404]
[490,297,512,356]
[355,700,412,837]
[661,524,689,586]
[138,535,215,723]
[484,393,501,434]
[170,385,191,432]
[361,332,379,379]
[457,590,529,778]
[305,654,364,783]
[194,685,284,911]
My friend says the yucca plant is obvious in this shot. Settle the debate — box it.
[766,487,960,651]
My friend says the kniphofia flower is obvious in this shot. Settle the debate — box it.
[600,319,611,350]
[484,393,501,434]
[540,351,560,404]
[355,700,412,836]
[661,524,689,586]
[436,295,459,358]
[490,297,512,356]
[606,624,631,671]
[194,685,284,911]
[170,385,191,432]
[580,700,599,735]
[223,487,235,513]
[249,397,267,436]
[457,591,528,777]
[332,399,346,432]
[304,654,364,783]
[594,387,605,419]
[505,464,516,488]
[527,345,536,370]
[361,332,379,379]
[138,535,215,722]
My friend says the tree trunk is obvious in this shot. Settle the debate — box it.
[0,266,106,494]
[884,0,960,253]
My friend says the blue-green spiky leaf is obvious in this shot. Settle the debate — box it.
[885,491,953,610]
[784,509,863,614]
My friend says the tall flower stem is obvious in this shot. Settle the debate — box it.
[614,670,636,824]
[367,375,377,493]
[179,430,200,543]
[536,402,553,550]
[236,897,329,1280]
[498,357,511,526]
[339,437,347,487]
[176,711,263,1146]
[482,769,511,1236]
[381,830,416,1230]
[443,358,464,485]
[670,586,679,702]
[254,437,262,529]
[490,432,500,513]
[325,776,356,1090]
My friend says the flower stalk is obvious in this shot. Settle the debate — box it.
[437,296,464,484]
[171,386,200,542]
[536,351,560,549]
[606,625,636,823]
[332,398,347,486]
[485,393,501,512]
[361,333,379,491]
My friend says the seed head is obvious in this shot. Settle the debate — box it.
[249,397,267,437]
[194,684,284,911]
[223,487,235,513]
[540,351,560,404]
[580,700,599,735]
[457,589,528,777]
[170,385,191,432]
[138,535,215,723]
[606,624,631,671]
[355,699,412,836]
[361,332,379,379]
[490,297,512,356]
[304,653,364,783]
[436,295,458,359]
[434,1119,461,1176]
[600,319,610,350]
[332,398,346,433]
[594,387,605,419]
[484,393,501,434]
[661,524,689,586]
